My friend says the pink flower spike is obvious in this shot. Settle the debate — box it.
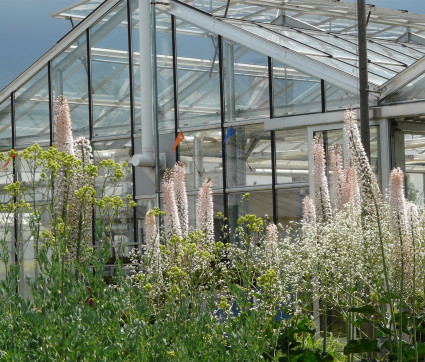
[162,170,182,241]
[312,137,332,223]
[196,177,214,246]
[173,162,189,237]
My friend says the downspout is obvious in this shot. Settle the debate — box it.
[132,0,155,167]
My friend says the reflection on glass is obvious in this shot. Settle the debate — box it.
[15,68,50,147]
[179,128,222,191]
[226,124,272,187]
[273,60,321,117]
[277,187,308,227]
[275,128,309,184]
[91,2,131,138]
[52,34,90,138]
[0,99,12,151]
[223,40,269,121]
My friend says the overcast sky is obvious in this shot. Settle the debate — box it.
[1,0,425,92]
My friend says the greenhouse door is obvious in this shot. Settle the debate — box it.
[392,121,425,204]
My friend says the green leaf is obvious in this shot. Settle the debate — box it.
[353,317,371,327]
[344,339,380,355]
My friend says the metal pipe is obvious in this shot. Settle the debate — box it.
[132,0,155,167]
[357,0,371,160]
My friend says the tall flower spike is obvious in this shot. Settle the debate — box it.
[162,169,182,241]
[330,145,360,212]
[54,96,74,156]
[344,109,383,218]
[344,156,360,211]
[173,162,189,237]
[329,144,344,211]
[312,137,332,223]
[389,168,411,288]
[302,195,316,226]
[406,201,419,295]
[53,96,75,217]
[196,177,214,246]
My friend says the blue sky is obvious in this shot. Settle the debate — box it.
[1,0,425,92]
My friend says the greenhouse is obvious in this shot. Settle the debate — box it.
[2,0,425,358]
[1,1,425,251]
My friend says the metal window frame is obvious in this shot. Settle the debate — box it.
[126,0,138,246]
[171,15,180,162]
[218,35,229,221]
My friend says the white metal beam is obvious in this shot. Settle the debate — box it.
[397,32,425,46]
[265,100,425,130]
[271,14,324,32]
[378,55,425,101]
[167,1,380,103]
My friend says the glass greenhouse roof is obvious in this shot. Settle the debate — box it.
[54,0,425,41]
[50,0,425,97]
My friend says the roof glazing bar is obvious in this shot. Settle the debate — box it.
[378,56,425,100]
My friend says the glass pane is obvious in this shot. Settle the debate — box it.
[276,187,308,227]
[226,124,272,187]
[156,8,174,132]
[228,190,273,241]
[176,20,221,128]
[0,98,12,151]
[15,68,50,147]
[405,134,425,204]
[223,40,270,121]
[275,128,309,184]
[273,60,321,117]
[16,151,51,298]
[179,128,223,191]
[52,33,90,138]
[93,138,134,249]
[131,0,142,134]
[325,82,359,111]
[91,2,131,138]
